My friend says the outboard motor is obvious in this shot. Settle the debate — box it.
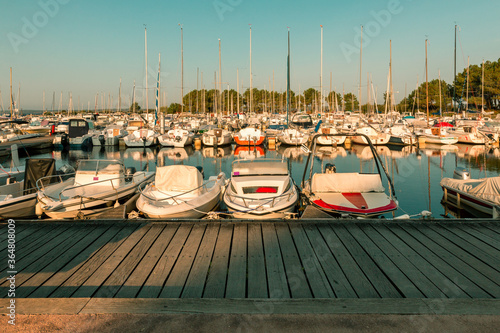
[61,133,69,147]
[98,134,105,146]
[453,167,470,180]
[325,163,336,174]
[175,135,182,142]
[58,164,75,175]
[125,167,137,181]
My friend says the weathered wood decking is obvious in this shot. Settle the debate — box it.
[1,219,499,314]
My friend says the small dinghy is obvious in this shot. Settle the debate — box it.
[302,133,398,218]
[223,158,299,219]
[37,159,154,219]
[136,165,226,218]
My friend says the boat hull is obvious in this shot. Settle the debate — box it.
[0,193,37,219]
[309,192,398,217]
[441,185,499,218]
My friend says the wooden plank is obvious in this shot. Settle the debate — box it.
[399,224,500,298]
[0,224,72,270]
[28,224,127,298]
[79,298,500,315]
[275,223,312,298]
[473,222,500,236]
[460,224,500,251]
[246,223,268,298]
[429,224,500,267]
[202,223,233,298]
[385,224,491,298]
[137,224,193,298]
[8,298,91,315]
[317,224,379,298]
[289,224,335,298]
[0,224,98,292]
[0,223,46,253]
[302,224,356,298]
[159,223,207,298]
[0,224,89,283]
[345,223,425,298]
[93,224,165,298]
[48,224,142,298]
[70,224,153,298]
[181,223,220,298]
[225,223,248,298]
[16,224,114,298]
[406,224,500,285]
[333,224,401,298]
[261,223,289,299]
[358,224,447,298]
[114,224,179,298]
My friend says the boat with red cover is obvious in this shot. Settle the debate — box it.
[301,133,398,218]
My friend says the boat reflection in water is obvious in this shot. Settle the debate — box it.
[91,146,122,160]
[454,144,486,159]
[314,146,347,160]
[233,145,265,159]
[202,145,233,158]
[276,145,307,162]
[158,146,194,164]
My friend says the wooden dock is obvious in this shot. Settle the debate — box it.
[1,219,499,316]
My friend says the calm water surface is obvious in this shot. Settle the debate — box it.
[10,142,500,219]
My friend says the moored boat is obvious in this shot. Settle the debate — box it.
[37,159,154,219]
[136,165,225,218]
[301,133,398,217]
[223,158,299,219]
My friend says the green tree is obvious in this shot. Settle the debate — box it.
[129,102,141,112]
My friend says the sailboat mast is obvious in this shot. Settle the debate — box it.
[482,59,485,113]
[132,80,136,113]
[466,56,469,113]
[453,24,457,113]
[179,24,183,114]
[439,70,442,118]
[219,38,222,115]
[286,27,290,127]
[237,68,240,114]
[9,67,12,120]
[320,25,323,115]
[145,26,149,122]
[249,25,252,114]
[359,25,363,113]
[119,78,122,112]
[425,39,429,126]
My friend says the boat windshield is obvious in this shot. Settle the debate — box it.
[77,160,123,173]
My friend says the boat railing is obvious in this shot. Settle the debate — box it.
[139,174,223,203]
[225,186,296,209]
[37,171,146,202]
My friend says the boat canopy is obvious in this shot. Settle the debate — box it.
[440,177,500,205]
[155,165,203,194]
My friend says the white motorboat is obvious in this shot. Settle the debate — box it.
[0,158,62,219]
[440,168,500,218]
[201,128,232,146]
[352,126,391,145]
[123,129,157,147]
[92,125,128,146]
[53,118,94,149]
[0,144,24,185]
[158,128,194,147]
[277,128,309,146]
[418,127,458,145]
[136,165,226,218]
[233,127,265,146]
[302,133,398,218]
[37,159,154,219]
[449,126,489,145]
[223,159,299,219]
[317,125,346,145]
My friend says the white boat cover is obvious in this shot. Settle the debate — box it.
[232,161,288,176]
[312,173,384,193]
[155,165,203,194]
[440,177,500,205]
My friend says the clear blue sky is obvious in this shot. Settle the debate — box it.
[1,0,499,110]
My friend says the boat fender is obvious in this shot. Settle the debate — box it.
[393,214,410,220]
[420,210,432,217]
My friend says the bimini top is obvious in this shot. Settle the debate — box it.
[232,159,288,177]
[155,165,203,194]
